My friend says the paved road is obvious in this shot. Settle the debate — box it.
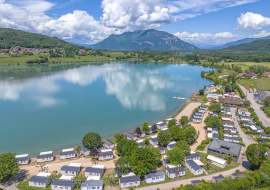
[231,107,256,151]
[137,165,246,190]
[2,175,20,190]
[238,84,270,127]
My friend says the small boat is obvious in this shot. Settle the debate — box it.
[173,97,177,99]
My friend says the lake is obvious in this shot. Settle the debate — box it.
[0,62,212,156]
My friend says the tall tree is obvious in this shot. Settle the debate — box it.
[122,140,138,157]
[169,126,183,141]
[246,143,267,170]
[116,138,128,155]
[168,120,176,128]
[72,174,86,188]
[264,96,270,107]
[204,115,222,128]
[167,147,185,166]
[209,103,221,113]
[114,133,125,142]
[146,146,162,165]
[0,153,20,182]
[175,141,191,156]
[157,130,172,147]
[90,147,98,160]
[142,122,149,132]
[135,127,141,135]
[82,132,103,150]
[180,116,189,125]
[129,148,157,177]
[115,156,130,176]
[183,125,197,145]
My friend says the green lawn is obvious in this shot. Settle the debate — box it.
[238,77,270,91]
[197,152,240,174]
[17,181,52,190]
[227,62,270,70]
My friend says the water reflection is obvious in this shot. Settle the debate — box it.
[0,63,171,111]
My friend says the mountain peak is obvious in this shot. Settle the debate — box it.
[90,29,198,51]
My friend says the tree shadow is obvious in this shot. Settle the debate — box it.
[242,161,251,170]
[3,169,29,188]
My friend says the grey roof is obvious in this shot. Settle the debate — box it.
[158,147,165,151]
[60,165,79,172]
[260,134,270,137]
[213,133,219,139]
[163,159,169,164]
[176,124,182,128]
[232,172,246,178]
[85,167,103,174]
[98,150,113,157]
[223,127,237,131]
[145,170,165,178]
[29,176,49,183]
[150,138,158,144]
[137,141,143,147]
[198,106,207,109]
[37,153,54,159]
[81,145,90,152]
[158,122,166,126]
[60,150,75,156]
[149,126,153,131]
[166,167,185,174]
[167,144,176,149]
[16,156,29,162]
[193,112,203,116]
[186,160,202,171]
[52,179,74,187]
[185,153,200,160]
[208,139,242,157]
[213,176,225,182]
[192,114,203,118]
[191,180,203,185]
[224,136,240,141]
[104,139,114,146]
[119,175,140,183]
[255,125,263,131]
[81,180,103,187]
[125,132,136,139]
[191,117,202,121]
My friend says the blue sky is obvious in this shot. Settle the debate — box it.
[1,0,270,46]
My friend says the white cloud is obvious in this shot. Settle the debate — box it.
[237,12,270,31]
[250,30,270,38]
[8,0,55,12]
[174,31,239,45]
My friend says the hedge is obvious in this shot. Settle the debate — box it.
[257,138,270,142]
[263,107,270,117]
[196,145,205,151]
[246,131,261,135]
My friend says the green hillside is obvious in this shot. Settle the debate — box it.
[225,39,270,51]
[0,28,82,49]
[90,29,198,51]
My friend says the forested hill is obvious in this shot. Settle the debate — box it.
[225,39,270,51]
[0,28,83,49]
[90,29,198,51]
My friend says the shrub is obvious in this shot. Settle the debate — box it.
[246,131,261,135]
[257,138,270,142]
[196,145,205,151]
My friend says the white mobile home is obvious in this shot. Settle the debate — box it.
[29,173,52,188]
[98,149,114,161]
[37,151,54,163]
[60,163,82,176]
[167,141,176,150]
[51,176,75,190]
[156,122,167,129]
[81,146,91,157]
[149,135,158,146]
[60,148,76,160]
[125,132,137,140]
[81,180,103,190]
[16,154,30,165]
[85,165,105,180]
[145,170,165,183]
[104,139,115,149]
[165,166,185,179]
[119,174,140,189]
[185,160,203,176]
[207,155,227,168]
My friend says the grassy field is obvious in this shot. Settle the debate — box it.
[228,62,270,70]
[238,77,270,91]
[0,52,128,65]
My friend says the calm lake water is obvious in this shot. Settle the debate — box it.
[0,62,212,156]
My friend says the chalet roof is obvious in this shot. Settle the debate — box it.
[185,153,200,160]
[208,139,242,157]
[51,179,74,187]
[145,170,165,178]
[219,96,243,105]
[213,176,225,182]
[81,180,103,187]
[29,176,49,183]
[186,160,202,171]
[119,175,140,183]
[104,139,114,146]
[125,132,136,139]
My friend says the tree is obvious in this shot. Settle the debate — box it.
[246,143,267,170]
[214,78,220,86]
[142,138,150,147]
[199,89,204,95]
[175,141,190,156]
[142,122,149,132]
[194,108,199,112]
[129,148,157,177]
[264,96,270,107]
[116,138,128,155]
[180,116,188,125]
[157,130,172,147]
[169,126,183,141]
[90,147,98,160]
[76,146,81,158]
[135,127,141,135]
[209,103,221,113]
[243,100,251,107]
[82,132,103,150]
[114,133,125,142]
[122,140,138,157]
[107,173,119,187]
[167,147,185,166]
[151,124,157,133]
[115,156,130,176]
[182,125,197,145]
[36,162,46,172]
[204,115,222,128]
[0,153,19,182]
[168,120,176,128]
[146,146,162,165]
[225,153,233,164]
[72,174,86,188]
[225,86,232,93]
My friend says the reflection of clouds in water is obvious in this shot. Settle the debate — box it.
[0,64,176,111]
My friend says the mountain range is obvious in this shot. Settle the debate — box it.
[90,29,198,51]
